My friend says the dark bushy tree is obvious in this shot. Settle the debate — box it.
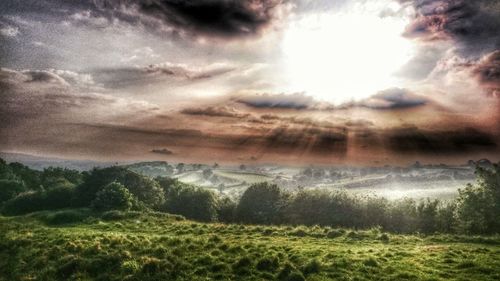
[91,182,134,211]
[416,199,439,234]
[158,178,219,222]
[286,190,332,226]
[235,182,288,224]
[1,185,76,215]
[41,167,83,187]
[8,163,40,187]
[362,196,389,229]
[0,180,26,203]
[456,164,500,234]
[76,167,164,208]
[386,198,418,233]
[217,196,237,223]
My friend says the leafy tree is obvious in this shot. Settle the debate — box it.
[362,197,389,229]
[41,167,82,188]
[327,191,363,228]
[416,199,439,234]
[44,186,77,209]
[0,180,26,203]
[202,169,213,179]
[2,191,46,215]
[0,158,14,179]
[387,198,418,233]
[235,182,288,224]
[161,181,219,222]
[1,185,75,215]
[176,163,185,174]
[302,168,313,178]
[286,190,332,226]
[91,182,134,211]
[456,164,499,234]
[75,167,164,208]
[217,196,236,223]
[7,162,41,190]
[436,201,457,233]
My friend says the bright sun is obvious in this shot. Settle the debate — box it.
[282,2,414,103]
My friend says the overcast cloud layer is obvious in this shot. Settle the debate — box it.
[0,0,499,165]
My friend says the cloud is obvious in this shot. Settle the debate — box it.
[432,50,500,97]
[470,51,500,96]
[361,88,427,109]
[94,62,235,88]
[339,88,428,110]
[151,148,173,155]
[0,67,158,127]
[68,10,111,28]
[95,0,289,39]
[0,24,19,37]
[181,106,250,119]
[385,125,497,154]
[395,45,447,80]
[256,126,348,155]
[400,0,500,55]
[236,92,316,109]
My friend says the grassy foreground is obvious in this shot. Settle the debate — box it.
[1,210,499,281]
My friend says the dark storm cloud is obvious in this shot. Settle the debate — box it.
[236,92,316,109]
[400,0,500,55]
[94,0,287,39]
[385,126,497,154]
[181,106,250,118]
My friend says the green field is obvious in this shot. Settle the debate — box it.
[1,210,499,281]
[214,170,273,184]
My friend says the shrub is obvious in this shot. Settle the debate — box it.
[45,209,91,225]
[100,210,126,220]
[91,182,134,212]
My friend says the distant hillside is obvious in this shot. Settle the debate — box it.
[0,152,116,171]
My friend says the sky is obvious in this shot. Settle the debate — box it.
[0,0,499,166]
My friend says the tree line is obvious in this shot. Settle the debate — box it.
[0,158,498,234]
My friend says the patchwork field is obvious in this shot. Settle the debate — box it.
[1,210,499,281]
